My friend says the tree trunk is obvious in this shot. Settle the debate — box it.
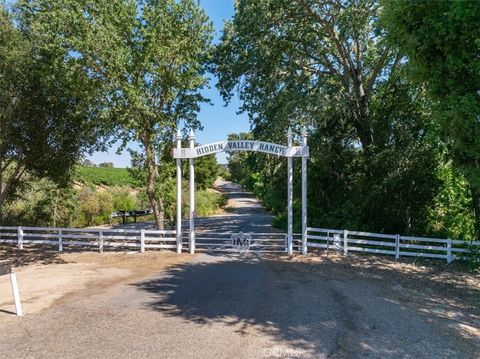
[144,138,164,231]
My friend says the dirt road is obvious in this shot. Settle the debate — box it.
[0,180,478,358]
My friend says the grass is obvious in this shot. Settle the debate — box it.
[74,166,138,187]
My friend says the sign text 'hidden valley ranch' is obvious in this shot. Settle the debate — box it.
[173,140,309,159]
[197,141,286,156]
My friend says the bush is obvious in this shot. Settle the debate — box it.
[194,191,227,217]
[76,188,113,227]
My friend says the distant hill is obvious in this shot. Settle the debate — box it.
[74,166,139,187]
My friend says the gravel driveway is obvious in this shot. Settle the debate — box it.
[0,180,478,358]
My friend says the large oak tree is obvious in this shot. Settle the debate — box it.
[382,0,480,237]
[0,6,109,222]
[18,0,214,229]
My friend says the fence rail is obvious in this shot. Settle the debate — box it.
[0,226,177,253]
[306,227,480,263]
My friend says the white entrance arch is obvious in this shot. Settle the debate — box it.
[173,127,309,255]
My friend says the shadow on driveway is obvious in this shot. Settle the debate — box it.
[133,253,479,358]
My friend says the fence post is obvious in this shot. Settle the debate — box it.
[343,229,348,255]
[10,273,23,316]
[58,230,63,252]
[99,231,104,254]
[17,226,24,250]
[395,234,400,261]
[447,238,452,264]
[140,229,145,253]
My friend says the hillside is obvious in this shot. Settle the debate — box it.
[74,166,139,187]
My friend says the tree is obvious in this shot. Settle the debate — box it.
[81,159,97,167]
[190,154,218,191]
[98,162,114,168]
[382,0,480,237]
[18,0,214,229]
[215,0,401,149]
[0,6,108,223]
[215,0,441,234]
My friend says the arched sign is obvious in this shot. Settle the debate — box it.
[173,140,309,159]
[174,128,309,257]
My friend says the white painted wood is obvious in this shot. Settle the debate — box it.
[58,229,63,252]
[301,126,308,255]
[347,239,396,247]
[307,227,343,234]
[343,230,348,255]
[400,235,449,243]
[189,129,196,255]
[143,230,176,235]
[447,238,452,263]
[451,239,480,245]
[395,234,400,261]
[348,231,397,240]
[10,273,23,316]
[140,229,145,253]
[347,247,396,255]
[99,231,104,253]
[17,226,24,250]
[307,234,330,240]
[173,140,309,159]
[399,243,446,251]
[143,238,177,242]
[306,227,479,261]
[287,127,293,255]
[176,128,182,254]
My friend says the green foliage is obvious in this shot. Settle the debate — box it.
[194,191,227,217]
[382,0,480,237]
[16,0,214,229]
[218,1,443,236]
[0,5,109,222]
[217,164,230,180]
[111,188,137,212]
[4,176,146,228]
[4,178,77,227]
[76,188,114,227]
[194,155,219,190]
[74,166,138,187]
[427,164,475,241]
[181,150,219,190]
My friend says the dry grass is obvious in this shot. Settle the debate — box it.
[0,247,192,316]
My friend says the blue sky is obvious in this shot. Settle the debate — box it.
[88,0,249,167]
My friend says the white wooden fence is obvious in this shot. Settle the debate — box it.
[0,226,176,253]
[2,225,479,262]
[306,227,480,263]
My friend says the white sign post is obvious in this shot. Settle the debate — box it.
[189,129,195,255]
[1,261,22,316]
[174,128,309,255]
[301,127,308,255]
[287,128,293,255]
[176,129,182,253]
